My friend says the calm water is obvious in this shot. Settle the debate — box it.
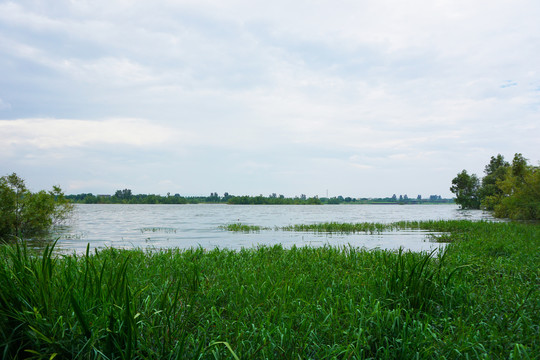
[52,204,495,254]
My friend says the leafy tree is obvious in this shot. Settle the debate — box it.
[493,154,540,220]
[450,170,480,209]
[114,189,133,201]
[479,154,509,210]
[326,197,340,204]
[452,153,539,219]
[306,196,322,205]
[510,153,529,180]
[0,173,73,240]
[206,192,220,203]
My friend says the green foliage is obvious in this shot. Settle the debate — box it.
[0,173,73,241]
[281,221,389,233]
[1,221,539,358]
[220,223,269,232]
[226,220,482,245]
[66,192,327,205]
[450,170,480,209]
[114,188,133,200]
[492,154,540,220]
[451,153,540,219]
[383,248,464,312]
[227,195,322,205]
[66,192,455,205]
[479,154,510,210]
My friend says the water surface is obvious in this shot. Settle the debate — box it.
[53,204,495,254]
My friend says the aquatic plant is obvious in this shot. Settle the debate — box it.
[139,227,177,234]
[281,222,390,233]
[0,221,538,358]
[219,223,269,232]
[225,220,487,238]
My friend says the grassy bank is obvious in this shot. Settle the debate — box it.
[1,221,538,359]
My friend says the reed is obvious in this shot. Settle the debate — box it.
[281,222,389,233]
[225,220,488,236]
[0,220,538,359]
[139,227,177,234]
[219,223,269,232]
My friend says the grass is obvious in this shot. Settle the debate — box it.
[0,220,539,359]
[226,220,487,235]
[139,227,177,234]
[219,223,270,232]
[281,222,390,233]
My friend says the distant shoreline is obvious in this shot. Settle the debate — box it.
[66,193,454,205]
[69,201,456,206]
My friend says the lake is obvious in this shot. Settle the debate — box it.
[49,204,495,254]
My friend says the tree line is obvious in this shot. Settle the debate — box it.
[450,153,539,220]
[65,192,453,205]
[65,192,324,205]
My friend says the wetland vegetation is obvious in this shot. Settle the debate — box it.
[1,220,539,359]
[222,220,474,235]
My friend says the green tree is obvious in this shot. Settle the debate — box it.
[114,189,133,202]
[493,154,540,220]
[450,170,480,209]
[0,173,73,240]
[480,154,510,210]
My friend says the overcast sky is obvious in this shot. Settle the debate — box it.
[1,0,539,198]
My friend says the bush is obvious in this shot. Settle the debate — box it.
[451,153,540,219]
[0,173,72,241]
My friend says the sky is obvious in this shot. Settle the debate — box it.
[1,0,539,198]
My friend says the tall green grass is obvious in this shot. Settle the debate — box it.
[1,220,538,359]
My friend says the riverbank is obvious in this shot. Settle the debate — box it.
[1,220,538,358]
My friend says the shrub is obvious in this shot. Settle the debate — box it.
[0,173,72,241]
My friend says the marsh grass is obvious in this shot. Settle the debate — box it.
[0,221,538,359]
[219,223,270,232]
[226,220,484,237]
[281,222,389,234]
[139,227,177,234]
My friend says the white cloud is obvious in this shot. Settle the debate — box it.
[61,57,160,86]
[0,118,180,150]
[0,0,539,196]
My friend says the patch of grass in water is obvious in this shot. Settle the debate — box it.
[139,227,177,234]
[281,221,389,234]
[223,220,488,238]
[219,223,270,232]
